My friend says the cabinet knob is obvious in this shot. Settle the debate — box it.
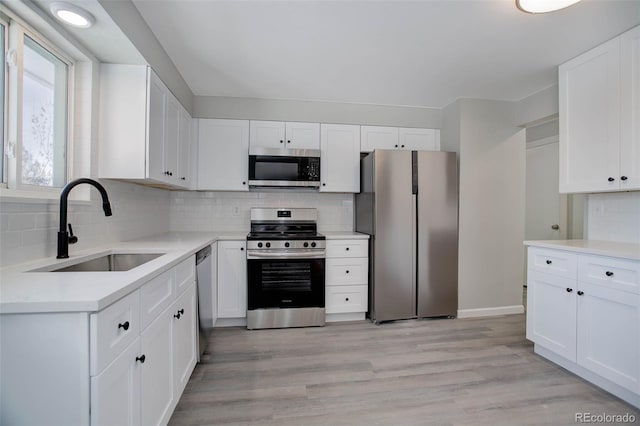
[605,271,614,277]
[621,176,628,181]
[345,297,349,302]
[346,270,350,274]
[394,144,398,148]
[322,183,326,186]
[169,172,173,176]
[577,291,584,296]
[118,321,130,331]
[287,140,291,144]
[136,354,146,363]
[181,177,186,181]
[174,312,181,319]
[546,260,552,265]
[608,177,615,182]
[240,247,244,251]
[242,181,246,185]
[401,145,405,148]
[345,247,350,251]
[566,288,573,293]
[280,140,284,144]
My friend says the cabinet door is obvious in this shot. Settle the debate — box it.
[577,283,640,392]
[217,241,247,318]
[177,105,192,187]
[147,70,168,183]
[320,124,360,192]
[361,126,399,152]
[249,120,286,149]
[165,94,181,185]
[211,242,219,326]
[526,270,577,362]
[172,283,197,397]
[90,338,141,426]
[285,122,320,149]
[620,26,640,191]
[140,311,174,426]
[399,128,438,151]
[197,119,249,191]
[559,37,621,193]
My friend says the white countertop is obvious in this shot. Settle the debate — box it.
[322,231,370,239]
[524,239,640,261]
[0,232,245,315]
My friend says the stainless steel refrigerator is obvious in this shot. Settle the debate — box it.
[355,150,459,323]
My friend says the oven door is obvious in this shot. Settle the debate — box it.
[247,255,325,310]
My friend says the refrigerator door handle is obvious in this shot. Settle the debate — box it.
[411,193,417,312]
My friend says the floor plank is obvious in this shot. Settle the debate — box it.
[169,313,638,426]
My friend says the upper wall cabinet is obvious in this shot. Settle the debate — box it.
[361,126,440,152]
[320,124,361,193]
[559,26,640,193]
[249,121,320,150]
[197,119,249,191]
[99,65,192,189]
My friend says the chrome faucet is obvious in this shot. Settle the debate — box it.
[57,178,113,259]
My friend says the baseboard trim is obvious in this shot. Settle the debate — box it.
[457,305,524,318]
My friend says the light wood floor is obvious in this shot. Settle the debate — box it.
[169,313,638,426]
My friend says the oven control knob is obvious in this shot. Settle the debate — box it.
[304,242,309,248]
[285,242,290,248]
[258,242,263,248]
[266,242,271,248]
[311,242,317,248]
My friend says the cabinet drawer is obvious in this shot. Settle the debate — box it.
[90,290,140,376]
[140,269,175,329]
[528,247,577,279]
[326,258,367,285]
[578,255,640,294]
[326,240,368,258]
[326,285,368,314]
[175,256,195,296]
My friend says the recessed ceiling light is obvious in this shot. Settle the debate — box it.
[516,0,583,13]
[49,2,95,29]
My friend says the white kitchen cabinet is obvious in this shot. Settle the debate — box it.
[250,121,320,150]
[177,104,192,186]
[197,119,249,191]
[526,245,640,405]
[99,64,192,189]
[320,124,360,193]
[217,240,248,318]
[172,282,198,397]
[559,25,640,193]
[325,238,369,321]
[361,125,440,153]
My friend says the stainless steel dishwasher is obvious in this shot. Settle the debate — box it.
[196,245,215,357]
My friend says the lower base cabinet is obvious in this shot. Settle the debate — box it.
[325,238,369,321]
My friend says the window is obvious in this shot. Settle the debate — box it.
[1,13,72,192]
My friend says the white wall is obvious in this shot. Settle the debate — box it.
[0,180,170,267]
[442,99,526,317]
[170,190,353,233]
[586,192,640,244]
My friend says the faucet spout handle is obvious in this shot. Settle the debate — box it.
[68,224,78,245]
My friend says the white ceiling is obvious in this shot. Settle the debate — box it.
[129,0,639,108]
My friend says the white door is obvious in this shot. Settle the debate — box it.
[398,128,438,151]
[526,270,577,362]
[140,311,174,426]
[217,241,248,318]
[620,26,640,191]
[526,141,567,241]
[577,282,640,392]
[360,126,399,152]
[249,120,286,150]
[177,107,191,187]
[165,94,181,184]
[90,339,141,426]
[320,124,360,192]
[197,119,249,191]
[285,122,320,150]
[147,71,167,183]
[172,283,197,397]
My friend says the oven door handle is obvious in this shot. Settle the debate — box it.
[247,250,326,259]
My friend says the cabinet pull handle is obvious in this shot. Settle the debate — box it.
[608,177,615,182]
[546,260,552,265]
[605,271,614,277]
[136,354,146,363]
[621,176,628,181]
[174,308,185,319]
[118,321,130,331]
[577,291,584,296]
[566,288,573,293]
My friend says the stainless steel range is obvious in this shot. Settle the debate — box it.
[246,208,326,330]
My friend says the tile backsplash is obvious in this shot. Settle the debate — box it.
[170,190,354,233]
[0,180,170,267]
[587,191,640,244]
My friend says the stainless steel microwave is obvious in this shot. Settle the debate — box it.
[248,148,321,188]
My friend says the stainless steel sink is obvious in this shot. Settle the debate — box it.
[47,253,164,272]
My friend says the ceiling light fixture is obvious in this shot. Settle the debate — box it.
[516,0,583,13]
[49,2,95,29]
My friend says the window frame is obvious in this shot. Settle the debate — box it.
[3,15,74,194]
[0,14,8,186]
